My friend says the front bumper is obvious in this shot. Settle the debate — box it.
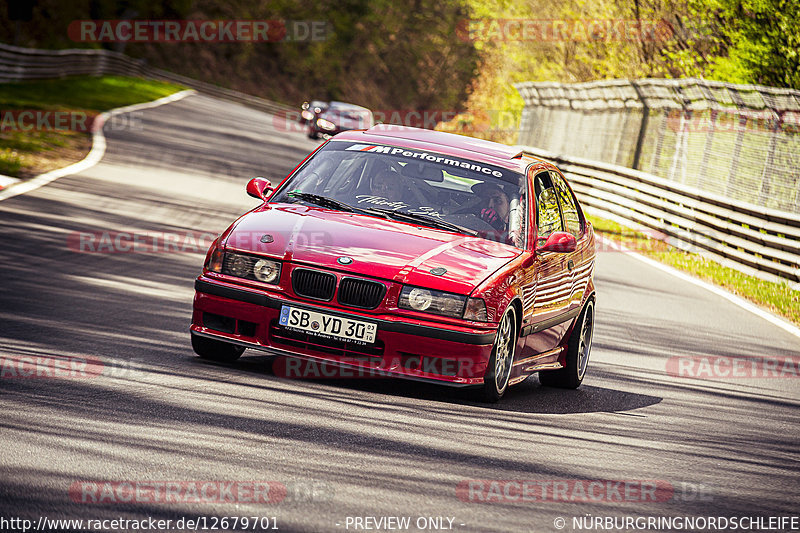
[191,277,496,386]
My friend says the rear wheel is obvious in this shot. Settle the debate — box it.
[539,299,594,389]
[478,307,517,403]
[191,332,245,363]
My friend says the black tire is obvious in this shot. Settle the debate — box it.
[539,299,594,389]
[307,126,319,139]
[191,332,245,363]
[477,306,518,403]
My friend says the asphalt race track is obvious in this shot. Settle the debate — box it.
[1,94,798,532]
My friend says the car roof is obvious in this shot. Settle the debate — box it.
[328,101,371,112]
[333,125,552,174]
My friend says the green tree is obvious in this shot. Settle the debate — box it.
[710,0,800,88]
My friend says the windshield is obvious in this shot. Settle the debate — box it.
[271,140,527,247]
[323,108,373,126]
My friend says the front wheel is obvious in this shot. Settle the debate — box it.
[191,332,245,363]
[477,306,518,402]
[539,299,594,389]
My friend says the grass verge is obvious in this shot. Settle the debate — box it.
[589,216,800,326]
[0,76,185,179]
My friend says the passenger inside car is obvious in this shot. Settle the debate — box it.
[370,169,407,202]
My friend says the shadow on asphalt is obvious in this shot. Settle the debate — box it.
[192,354,664,415]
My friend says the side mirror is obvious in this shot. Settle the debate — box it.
[246,177,274,202]
[536,231,577,253]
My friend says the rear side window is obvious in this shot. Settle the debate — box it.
[551,171,582,238]
[534,172,563,243]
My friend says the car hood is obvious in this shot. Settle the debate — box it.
[223,204,521,294]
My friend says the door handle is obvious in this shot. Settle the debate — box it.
[567,259,574,271]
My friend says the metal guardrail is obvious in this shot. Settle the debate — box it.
[0,42,292,115]
[0,43,149,81]
[519,145,800,286]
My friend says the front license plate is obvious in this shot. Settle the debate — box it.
[279,306,377,344]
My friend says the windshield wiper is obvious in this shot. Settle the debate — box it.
[368,208,478,236]
[287,193,478,236]
[288,192,397,220]
[288,191,355,212]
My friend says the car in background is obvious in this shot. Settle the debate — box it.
[308,101,374,139]
[190,125,596,402]
[299,100,328,125]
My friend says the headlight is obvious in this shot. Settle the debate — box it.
[317,118,336,130]
[399,286,467,318]
[228,255,250,277]
[222,252,281,284]
[253,258,280,283]
[407,287,433,310]
[301,110,314,120]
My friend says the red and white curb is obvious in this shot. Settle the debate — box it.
[0,89,196,203]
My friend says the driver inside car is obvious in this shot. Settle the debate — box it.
[472,182,524,246]
[478,183,511,232]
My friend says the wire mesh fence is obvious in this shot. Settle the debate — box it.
[515,79,800,214]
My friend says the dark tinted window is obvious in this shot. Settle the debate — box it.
[551,171,582,238]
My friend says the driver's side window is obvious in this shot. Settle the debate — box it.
[534,172,563,244]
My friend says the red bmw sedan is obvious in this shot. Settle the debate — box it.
[190,125,595,401]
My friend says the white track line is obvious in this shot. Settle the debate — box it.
[0,174,20,189]
[0,89,196,203]
[598,234,800,340]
